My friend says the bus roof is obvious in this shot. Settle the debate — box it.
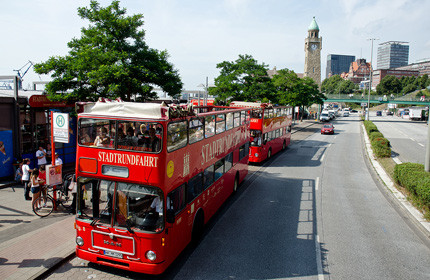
[230,101,266,108]
[80,101,169,120]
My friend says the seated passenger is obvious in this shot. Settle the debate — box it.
[124,127,138,147]
[144,128,160,152]
[94,127,111,147]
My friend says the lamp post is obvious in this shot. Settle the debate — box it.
[367,38,379,120]
[197,77,209,106]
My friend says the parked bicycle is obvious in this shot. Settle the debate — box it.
[32,173,74,217]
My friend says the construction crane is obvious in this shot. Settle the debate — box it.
[13,61,34,89]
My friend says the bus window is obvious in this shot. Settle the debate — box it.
[275,129,280,138]
[167,120,188,152]
[264,110,269,119]
[189,117,204,144]
[205,115,215,138]
[117,121,138,149]
[233,112,240,127]
[239,144,246,160]
[250,130,262,146]
[114,182,164,232]
[214,159,224,181]
[79,118,115,148]
[187,173,203,203]
[225,152,233,172]
[97,180,115,224]
[167,184,186,215]
[216,114,226,134]
[226,113,234,130]
[203,165,214,190]
[251,109,262,119]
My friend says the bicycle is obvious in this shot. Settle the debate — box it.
[32,182,72,217]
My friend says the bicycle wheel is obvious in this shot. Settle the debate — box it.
[33,196,54,217]
[58,191,72,209]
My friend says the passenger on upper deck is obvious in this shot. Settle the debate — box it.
[144,128,160,152]
[94,127,111,147]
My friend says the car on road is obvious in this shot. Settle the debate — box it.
[343,110,350,117]
[376,111,382,116]
[321,123,334,134]
[320,112,330,122]
[386,111,394,116]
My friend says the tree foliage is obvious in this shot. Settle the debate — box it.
[34,0,182,102]
[321,75,357,95]
[272,69,325,107]
[376,75,402,95]
[209,54,275,103]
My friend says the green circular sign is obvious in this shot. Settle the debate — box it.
[56,115,65,127]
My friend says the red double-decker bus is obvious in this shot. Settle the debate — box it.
[74,101,250,274]
[230,101,292,163]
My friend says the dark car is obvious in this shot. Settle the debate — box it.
[321,124,334,135]
[386,111,394,116]
[376,111,382,116]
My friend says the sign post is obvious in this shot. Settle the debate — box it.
[51,112,69,210]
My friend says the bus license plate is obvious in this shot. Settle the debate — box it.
[104,250,123,259]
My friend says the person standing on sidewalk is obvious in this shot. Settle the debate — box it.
[38,165,47,206]
[22,158,32,200]
[30,169,42,209]
[36,146,47,167]
[54,153,63,166]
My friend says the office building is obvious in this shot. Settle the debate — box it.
[326,54,355,78]
[377,41,409,69]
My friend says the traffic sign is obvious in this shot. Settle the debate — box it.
[361,103,368,107]
[53,112,69,143]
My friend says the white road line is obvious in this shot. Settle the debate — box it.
[320,153,325,162]
[418,143,425,147]
[410,137,416,142]
[393,157,402,164]
[315,234,324,280]
[316,177,320,191]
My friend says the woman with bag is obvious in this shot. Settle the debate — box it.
[30,169,42,209]
[68,174,77,214]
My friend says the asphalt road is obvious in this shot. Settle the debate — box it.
[44,115,430,279]
[370,112,428,164]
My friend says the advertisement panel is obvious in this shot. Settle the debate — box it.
[0,130,13,177]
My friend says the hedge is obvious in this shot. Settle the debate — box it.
[363,120,391,158]
[394,163,430,208]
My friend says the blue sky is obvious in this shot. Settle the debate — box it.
[1,0,429,90]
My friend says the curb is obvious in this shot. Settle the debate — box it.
[32,251,76,280]
[361,123,430,236]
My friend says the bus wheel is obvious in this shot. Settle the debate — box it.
[282,141,286,150]
[267,148,272,159]
[233,174,239,193]
[192,210,204,242]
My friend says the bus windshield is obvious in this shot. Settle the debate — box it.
[78,118,163,153]
[77,177,164,233]
[250,130,262,146]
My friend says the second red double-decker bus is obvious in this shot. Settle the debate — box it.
[74,101,250,274]
[230,101,292,163]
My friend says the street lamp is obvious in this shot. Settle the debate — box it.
[197,76,209,106]
[367,38,379,120]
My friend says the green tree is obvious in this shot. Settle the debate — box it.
[376,75,402,95]
[321,75,343,95]
[209,54,275,103]
[338,80,356,94]
[34,0,182,102]
[273,69,325,120]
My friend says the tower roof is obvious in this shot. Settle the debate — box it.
[308,17,319,31]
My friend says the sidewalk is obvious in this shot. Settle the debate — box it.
[0,182,76,280]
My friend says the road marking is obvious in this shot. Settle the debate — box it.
[320,153,325,162]
[418,143,424,147]
[315,177,320,191]
[410,137,416,142]
[315,234,324,280]
[393,157,402,164]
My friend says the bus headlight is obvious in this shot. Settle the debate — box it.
[146,250,157,261]
[254,153,259,157]
[76,236,84,246]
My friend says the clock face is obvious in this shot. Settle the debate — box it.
[311,43,318,50]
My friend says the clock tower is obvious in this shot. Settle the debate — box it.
[304,17,322,87]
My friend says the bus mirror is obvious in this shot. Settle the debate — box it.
[166,209,175,224]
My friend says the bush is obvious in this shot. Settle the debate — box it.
[363,120,378,135]
[417,178,430,204]
[369,131,384,141]
[394,163,424,184]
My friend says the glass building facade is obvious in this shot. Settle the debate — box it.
[326,54,355,78]
[377,42,409,70]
